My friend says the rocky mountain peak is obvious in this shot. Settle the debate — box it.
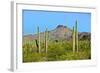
[56,25,67,29]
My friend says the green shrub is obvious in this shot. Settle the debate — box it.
[23,40,91,62]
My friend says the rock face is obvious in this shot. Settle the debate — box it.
[56,25,67,28]
[49,25,72,41]
[79,32,91,40]
[23,25,91,41]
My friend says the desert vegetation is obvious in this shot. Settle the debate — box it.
[22,20,91,62]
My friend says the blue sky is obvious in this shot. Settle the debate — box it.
[23,10,91,35]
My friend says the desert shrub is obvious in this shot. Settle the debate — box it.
[47,41,66,61]
[23,52,47,62]
[23,40,91,62]
[78,40,91,51]
[62,41,73,52]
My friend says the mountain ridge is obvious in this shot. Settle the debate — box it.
[23,25,90,41]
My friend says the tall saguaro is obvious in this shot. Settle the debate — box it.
[75,20,78,52]
[72,26,75,53]
[37,26,41,53]
[72,20,79,52]
[45,27,48,54]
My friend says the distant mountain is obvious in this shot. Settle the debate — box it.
[78,32,91,40]
[49,25,72,41]
[23,25,90,41]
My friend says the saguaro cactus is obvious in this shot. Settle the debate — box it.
[72,26,75,53]
[37,26,41,53]
[72,20,78,53]
[44,27,48,54]
[35,39,39,52]
[75,20,78,52]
